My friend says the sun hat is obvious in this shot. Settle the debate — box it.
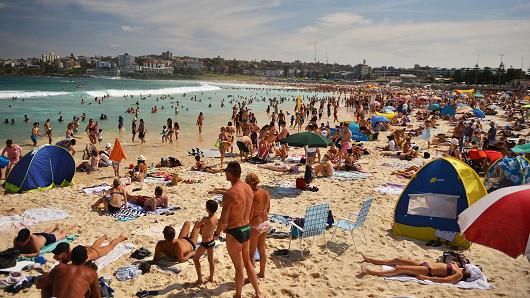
[105,143,112,149]
[137,155,146,161]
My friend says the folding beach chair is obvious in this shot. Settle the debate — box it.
[330,198,372,252]
[288,202,329,258]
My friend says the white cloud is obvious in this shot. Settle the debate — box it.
[318,13,372,26]
[120,25,136,32]
[0,3,7,9]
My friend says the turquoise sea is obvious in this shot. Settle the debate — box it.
[0,76,323,145]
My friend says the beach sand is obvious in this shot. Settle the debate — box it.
[0,104,529,298]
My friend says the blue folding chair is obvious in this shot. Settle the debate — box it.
[330,198,372,252]
[288,203,329,258]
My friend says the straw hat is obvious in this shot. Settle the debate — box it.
[449,138,459,146]
[137,155,146,161]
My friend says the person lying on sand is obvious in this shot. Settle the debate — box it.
[152,222,199,264]
[91,178,128,214]
[37,246,101,298]
[52,234,127,264]
[360,254,483,283]
[13,224,77,258]
[194,155,223,174]
[128,186,169,211]
[391,165,420,179]
[258,163,300,173]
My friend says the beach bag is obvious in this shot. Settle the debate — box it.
[214,139,221,149]
[0,248,20,269]
[0,156,9,169]
[295,178,307,190]
[436,251,470,268]
[290,218,305,238]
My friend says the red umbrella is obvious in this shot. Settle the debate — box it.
[483,150,503,162]
[458,185,530,261]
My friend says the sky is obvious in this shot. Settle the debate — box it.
[0,0,529,68]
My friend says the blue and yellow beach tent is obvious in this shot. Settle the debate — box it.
[4,145,75,193]
[392,157,486,248]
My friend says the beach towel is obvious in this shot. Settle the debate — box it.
[284,155,304,163]
[212,195,223,205]
[82,183,111,195]
[331,171,370,181]
[40,235,78,254]
[126,202,181,215]
[0,215,36,234]
[269,214,294,226]
[375,183,405,195]
[0,261,35,273]
[22,208,70,222]
[201,149,221,158]
[110,207,146,222]
[143,177,168,184]
[154,256,188,275]
[266,182,301,197]
[94,243,135,272]
[382,265,491,290]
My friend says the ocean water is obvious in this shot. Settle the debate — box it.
[0,76,325,145]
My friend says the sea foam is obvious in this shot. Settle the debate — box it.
[85,83,221,97]
[0,90,70,99]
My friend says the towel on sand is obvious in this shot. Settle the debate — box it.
[110,207,146,222]
[82,183,111,195]
[268,214,294,226]
[40,235,78,254]
[95,243,135,272]
[0,215,36,233]
[127,202,181,215]
[143,177,168,184]
[0,261,35,273]
[22,208,70,222]
[154,256,188,275]
[382,265,491,290]
[331,171,370,181]
[266,182,301,197]
[375,183,405,195]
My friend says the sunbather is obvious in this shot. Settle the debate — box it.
[313,156,334,177]
[13,224,77,257]
[258,163,300,173]
[128,186,169,211]
[52,234,127,264]
[360,254,483,283]
[91,178,128,214]
[195,155,223,173]
[152,221,200,264]
[391,165,419,179]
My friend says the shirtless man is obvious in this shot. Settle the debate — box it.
[129,186,169,211]
[52,234,127,263]
[313,155,334,177]
[14,225,77,258]
[193,200,219,285]
[36,246,101,298]
[152,222,199,264]
[195,155,223,174]
[277,120,289,161]
[213,161,263,298]
[236,135,253,161]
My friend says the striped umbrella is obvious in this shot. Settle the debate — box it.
[458,185,530,261]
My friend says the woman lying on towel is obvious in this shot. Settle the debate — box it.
[258,163,300,173]
[391,165,419,179]
[128,186,169,212]
[360,254,483,283]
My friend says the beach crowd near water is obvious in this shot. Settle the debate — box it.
[0,80,529,298]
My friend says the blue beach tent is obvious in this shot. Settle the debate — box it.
[4,145,75,193]
[392,157,486,248]
[440,105,456,117]
[484,156,530,191]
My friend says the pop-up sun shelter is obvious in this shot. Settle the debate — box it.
[392,157,487,248]
[484,156,530,192]
[4,145,75,193]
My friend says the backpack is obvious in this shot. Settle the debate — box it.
[295,178,307,190]
[0,248,20,269]
[436,251,470,268]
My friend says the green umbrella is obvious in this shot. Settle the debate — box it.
[521,104,530,109]
[512,142,530,154]
[281,132,333,148]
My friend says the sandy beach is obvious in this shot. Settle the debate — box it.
[1,85,529,298]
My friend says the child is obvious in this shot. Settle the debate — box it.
[98,129,103,144]
[161,125,168,143]
[193,200,219,285]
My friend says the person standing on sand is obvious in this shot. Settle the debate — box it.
[214,162,263,298]
[246,173,270,279]
[36,246,101,298]
[193,200,219,285]
[138,119,147,144]
[31,122,42,147]
[1,139,21,180]
[197,112,204,134]
[131,118,137,142]
[44,119,53,144]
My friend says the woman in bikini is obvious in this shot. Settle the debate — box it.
[246,173,270,278]
[91,178,128,214]
[218,126,231,167]
[167,118,174,144]
[360,254,483,283]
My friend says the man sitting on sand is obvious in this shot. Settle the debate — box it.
[194,155,223,173]
[128,186,169,211]
[36,246,101,298]
[313,155,334,177]
[14,224,76,258]
[52,234,127,264]
[152,222,199,264]
[236,136,253,161]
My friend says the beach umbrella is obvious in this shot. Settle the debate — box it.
[457,185,530,261]
[370,115,391,123]
[109,138,126,162]
[512,143,530,154]
[472,108,486,119]
[280,132,333,148]
[483,150,503,162]
[428,103,440,111]
[440,105,456,117]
